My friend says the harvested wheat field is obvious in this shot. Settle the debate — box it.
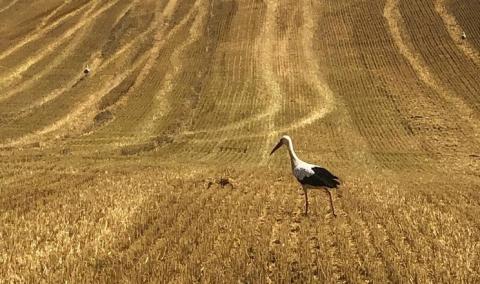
[1,0,479,282]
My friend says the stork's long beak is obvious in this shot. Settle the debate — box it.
[270,141,283,155]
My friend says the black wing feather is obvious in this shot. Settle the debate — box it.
[300,167,340,188]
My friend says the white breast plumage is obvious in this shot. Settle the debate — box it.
[293,164,315,180]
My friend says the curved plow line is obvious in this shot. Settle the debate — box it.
[181,68,272,136]
[300,0,335,126]
[21,33,153,118]
[162,0,179,17]
[183,0,334,153]
[40,0,72,27]
[258,0,283,165]
[0,36,88,102]
[181,109,273,136]
[0,0,68,26]
[186,104,273,144]
[384,0,480,143]
[0,0,95,61]
[196,6,260,163]
[0,0,183,147]
[8,5,150,121]
[109,0,183,110]
[0,0,119,89]
[0,1,134,103]
[194,1,257,154]
[112,110,329,152]
[1,27,91,116]
[185,0,336,152]
[139,0,207,138]
[0,54,151,148]
[0,0,19,14]
[434,0,480,67]
[185,109,329,144]
[170,1,272,161]
[218,0,332,162]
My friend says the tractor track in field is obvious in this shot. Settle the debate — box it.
[399,0,480,115]
[39,0,72,28]
[0,0,138,115]
[0,26,90,106]
[175,0,258,163]
[160,0,273,163]
[327,0,426,169]
[0,0,184,147]
[3,1,148,122]
[177,1,269,145]
[384,0,480,145]
[0,50,151,147]
[291,0,335,133]
[111,0,261,162]
[183,0,255,163]
[0,0,120,90]
[178,0,335,164]
[110,0,183,111]
[0,0,20,14]
[0,0,95,63]
[136,0,208,138]
[257,0,282,165]
[92,0,202,148]
[434,0,480,67]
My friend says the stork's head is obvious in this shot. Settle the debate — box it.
[270,135,292,155]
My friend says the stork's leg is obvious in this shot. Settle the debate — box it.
[326,189,336,217]
[304,189,309,215]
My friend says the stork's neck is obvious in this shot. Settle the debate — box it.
[286,140,301,168]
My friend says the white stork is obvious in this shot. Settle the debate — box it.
[270,135,340,216]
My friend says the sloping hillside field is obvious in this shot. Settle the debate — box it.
[1,0,479,282]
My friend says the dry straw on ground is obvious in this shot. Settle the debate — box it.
[0,0,479,282]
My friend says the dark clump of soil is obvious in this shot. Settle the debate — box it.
[94,110,114,127]
[206,177,234,189]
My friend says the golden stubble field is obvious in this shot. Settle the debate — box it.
[0,0,479,282]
